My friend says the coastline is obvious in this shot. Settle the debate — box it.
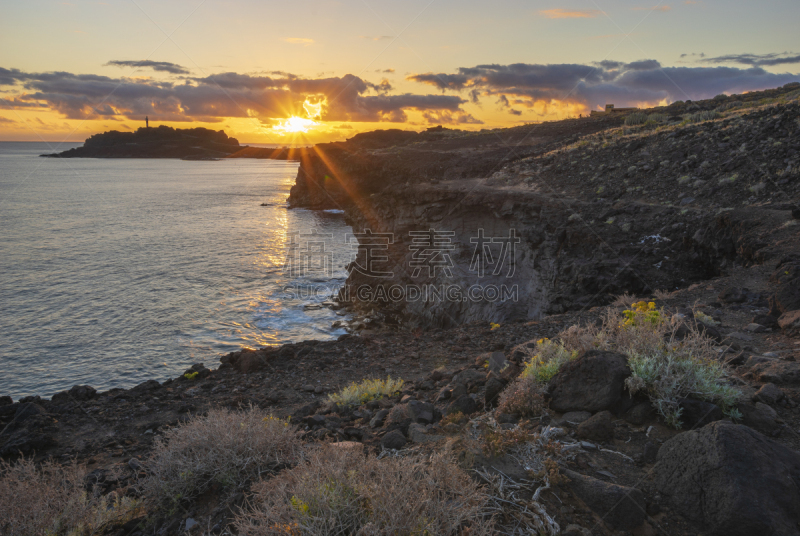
[3,84,800,535]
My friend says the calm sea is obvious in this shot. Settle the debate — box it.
[0,142,352,399]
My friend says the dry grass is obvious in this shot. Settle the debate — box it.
[234,445,494,536]
[328,376,404,408]
[0,458,140,536]
[611,292,637,307]
[138,406,301,512]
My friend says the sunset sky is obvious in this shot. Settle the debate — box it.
[1,0,798,144]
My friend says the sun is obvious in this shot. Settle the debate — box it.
[274,116,317,134]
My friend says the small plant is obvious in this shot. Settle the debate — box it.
[490,322,501,330]
[719,173,738,185]
[520,338,578,383]
[441,411,467,426]
[138,407,300,511]
[183,371,198,380]
[622,301,661,327]
[329,376,404,408]
[694,311,719,326]
[482,426,535,457]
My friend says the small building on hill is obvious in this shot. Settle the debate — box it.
[590,104,639,116]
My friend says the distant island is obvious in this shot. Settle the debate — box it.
[41,125,243,160]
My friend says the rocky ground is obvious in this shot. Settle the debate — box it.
[4,84,800,536]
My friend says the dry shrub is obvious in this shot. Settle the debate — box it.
[497,375,545,418]
[0,458,140,536]
[611,292,637,307]
[653,289,673,300]
[139,406,301,512]
[235,446,494,536]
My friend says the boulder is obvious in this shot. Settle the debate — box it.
[753,383,785,405]
[563,469,646,530]
[778,310,800,337]
[369,409,389,428]
[768,259,800,316]
[451,369,486,390]
[548,351,630,413]
[624,402,654,426]
[407,423,444,444]
[655,422,800,536]
[484,376,506,408]
[749,360,800,384]
[380,430,407,450]
[576,411,614,442]
[677,398,723,429]
[447,395,479,416]
[559,411,592,426]
[384,404,412,434]
[738,402,781,434]
[406,400,436,424]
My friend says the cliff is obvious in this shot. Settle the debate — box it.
[41,125,242,159]
[288,84,800,327]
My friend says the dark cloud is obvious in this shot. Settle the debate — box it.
[106,60,190,75]
[702,52,800,67]
[0,116,15,123]
[496,94,510,107]
[509,109,522,116]
[0,68,466,123]
[421,110,483,125]
[408,60,799,109]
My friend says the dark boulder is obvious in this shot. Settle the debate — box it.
[406,400,436,424]
[447,395,479,416]
[768,258,800,316]
[753,383,785,406]
[576,411,614,442]
[484,376,506,408]
[677,398,723,429]
[548,351,630,413]
[563,469,646,530]
[655,422,800,536]
[51,385,96,405]
[380,430,407,450]
[778,310,800,337]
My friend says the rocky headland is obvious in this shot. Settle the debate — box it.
[40,125,243,160]
[4,83,800,536]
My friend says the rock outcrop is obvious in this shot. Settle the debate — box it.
[655,422,800,536]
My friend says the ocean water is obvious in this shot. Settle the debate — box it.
[0,142,352,399]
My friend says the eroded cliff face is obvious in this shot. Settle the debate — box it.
[287,90,800,327]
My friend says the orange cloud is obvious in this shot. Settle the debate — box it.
[284,38,314,45]
[540,8,601,19]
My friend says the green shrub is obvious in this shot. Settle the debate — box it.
[329,376,404,408]
[624,112,648,126]
[688,110,721,123]
[520,338,578,383]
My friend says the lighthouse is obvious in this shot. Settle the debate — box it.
[145,116,149,128]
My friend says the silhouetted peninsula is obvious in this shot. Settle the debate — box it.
[41,125,242,159]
